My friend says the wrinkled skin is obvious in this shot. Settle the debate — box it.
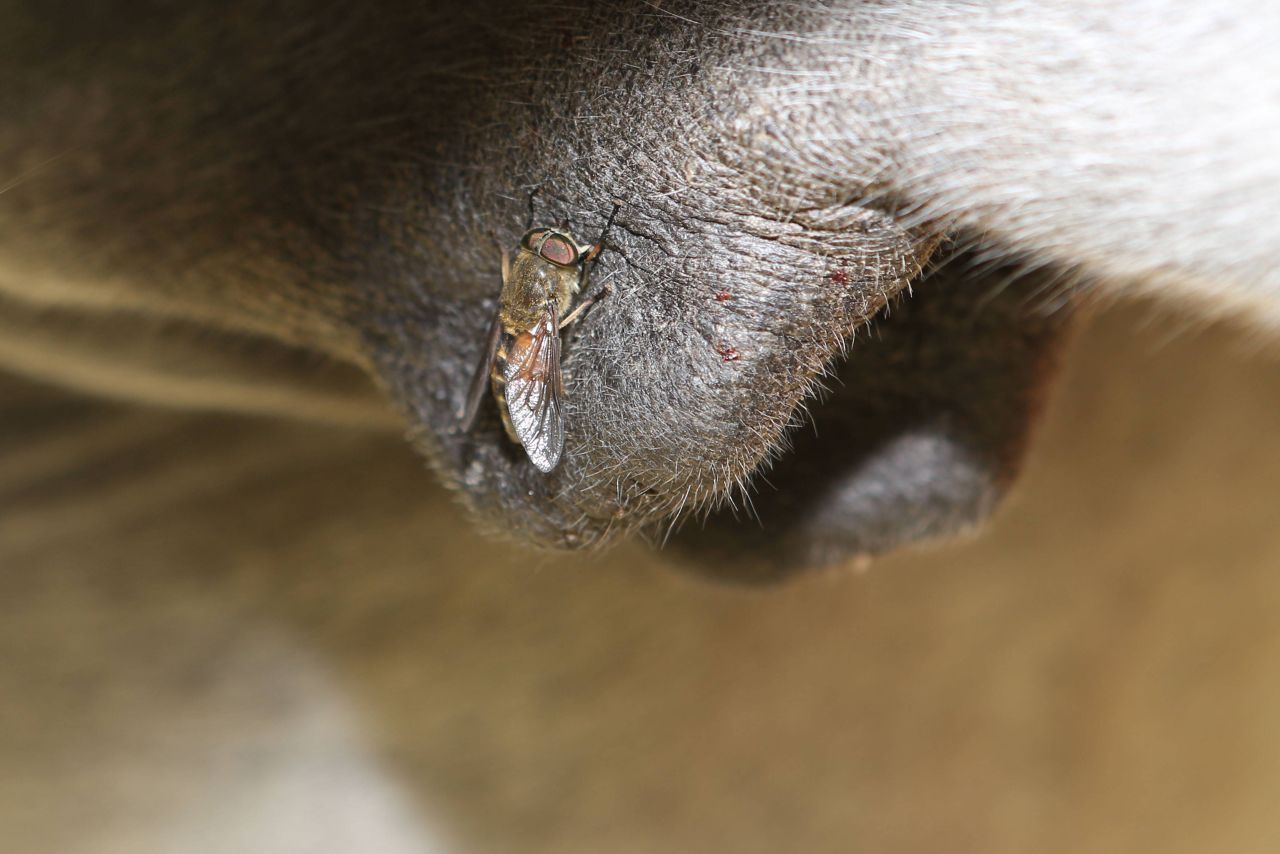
[1,1,1277,577]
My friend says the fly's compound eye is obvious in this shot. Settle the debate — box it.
[521,229,550,252]
[537,234,578,267]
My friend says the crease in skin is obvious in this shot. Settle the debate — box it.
[0,294,397,430]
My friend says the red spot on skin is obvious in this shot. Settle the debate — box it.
[715,344,740,362]
[829,270,851,285]
[714,290,732,301]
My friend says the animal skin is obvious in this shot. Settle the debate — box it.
[2,3,1280,850]
[4,1,1276,575]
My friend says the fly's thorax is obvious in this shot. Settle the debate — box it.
[500,248,579,329]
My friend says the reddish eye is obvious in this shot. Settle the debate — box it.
[539,236,577,266]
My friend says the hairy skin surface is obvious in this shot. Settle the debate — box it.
[1,1,1277,572]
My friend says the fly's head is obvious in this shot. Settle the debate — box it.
[521,228,588,269]
[505,228,592,324]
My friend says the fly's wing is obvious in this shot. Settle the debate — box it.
[459,312,502,431]
[502,307,565,472]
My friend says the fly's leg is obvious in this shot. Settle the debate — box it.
[458,249,510,429]
[558,284,610,330]
[563,203,622,328]
[459,312,502,429]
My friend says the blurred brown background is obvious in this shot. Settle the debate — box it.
[1,300,1278,853]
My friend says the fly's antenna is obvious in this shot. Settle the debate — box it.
[524,186,541,231]
[583,202,622,271]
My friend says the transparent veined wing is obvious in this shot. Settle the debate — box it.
[501,307,565,472]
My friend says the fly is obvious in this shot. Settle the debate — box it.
[458,203,619,473]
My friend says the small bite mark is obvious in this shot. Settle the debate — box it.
[714,344,740,362]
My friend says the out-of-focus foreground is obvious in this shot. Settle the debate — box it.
[1,301,1278,854]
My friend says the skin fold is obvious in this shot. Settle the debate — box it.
[1,1,1276,574]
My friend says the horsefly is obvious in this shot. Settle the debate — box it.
[459,204,619,473]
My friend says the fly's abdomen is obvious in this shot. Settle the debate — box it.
[491,332,520,446]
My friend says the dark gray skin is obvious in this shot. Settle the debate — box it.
[1,1,1276,578]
